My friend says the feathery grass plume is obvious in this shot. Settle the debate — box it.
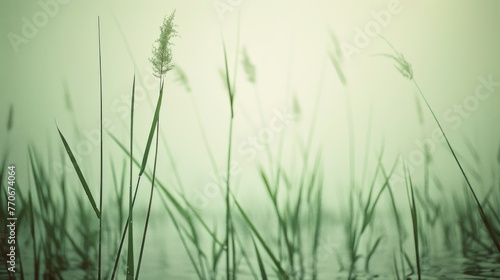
[150,11,178,79]
[139,11,177,177]
[380,37,500,253]
[377,38,413,80]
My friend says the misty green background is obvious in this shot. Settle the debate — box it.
[1,0,500,209]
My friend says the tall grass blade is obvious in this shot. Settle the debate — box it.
[56,126,100,219]
[139,81,164,176]
[222,40,235,280]
[97,16,104,280]
[126,75,136,280]
[135,122,160,280]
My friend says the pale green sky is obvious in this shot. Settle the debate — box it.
[1,0,499,207]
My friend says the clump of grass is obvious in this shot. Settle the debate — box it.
[380,37,500,253]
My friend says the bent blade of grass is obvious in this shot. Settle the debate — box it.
[56,126,100,219]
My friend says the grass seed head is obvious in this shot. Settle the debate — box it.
[150,11,178,78]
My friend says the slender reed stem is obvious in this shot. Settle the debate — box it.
[136,121,160,279]
[225,115,234,280]
[126,76,136,280]
[97,16,103,280]
[222,40,236,280]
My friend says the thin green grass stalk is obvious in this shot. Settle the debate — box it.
[126,13,178,278]
[328,35,355,190]
[108,128,229,268]
[381,37,500,253]
[364,236,382,272]
[135,121,160,280]
[258,166,294,270]
[297,62,326,192]
[111,159,126,231]
[379,162,406,278]
[222,40,236,280]
[233,231,259,280]
[108,132,224,245]
[404,165,421,280]
[111,75,164,279]
[392,253,401,280]
[26,158,39,280]
[252,236,269,280]
[311,187,323,280]
[159,135,186,195]
[109,77,136,280]
[360,106,373,189]
[97,16,104,280]
[125,75,136,280]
